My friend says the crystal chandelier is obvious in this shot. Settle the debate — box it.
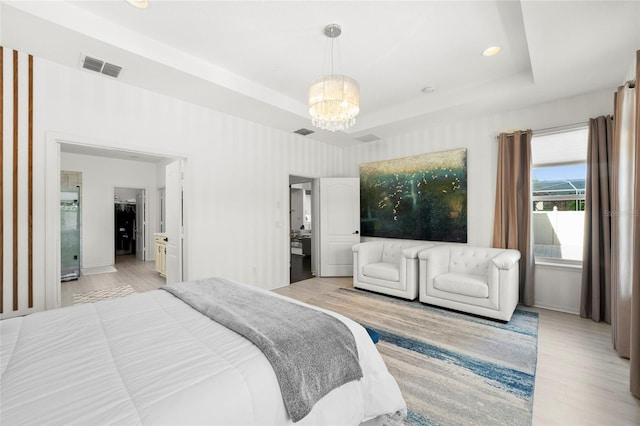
[308,24,360,132]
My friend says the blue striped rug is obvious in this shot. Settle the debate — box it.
[307,288,538,426]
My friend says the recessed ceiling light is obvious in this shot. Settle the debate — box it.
[126,0,149,9]
[482,46,502,57]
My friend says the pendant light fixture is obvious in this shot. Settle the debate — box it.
[126,0,149,9]
[308,24,360,132]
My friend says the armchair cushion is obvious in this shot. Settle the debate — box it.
[448,248,492,276]
[434,273,489,298]
[363,263,400,282]
[381,244,403,264]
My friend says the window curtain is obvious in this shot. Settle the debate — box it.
[584,50,639,400]
[630,50,640,400]
[492,130,535,306]
[580,116,614,323]
[613,50,640,400]
[611,84,635,357]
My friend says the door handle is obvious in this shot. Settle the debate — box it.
[353,230,359,235]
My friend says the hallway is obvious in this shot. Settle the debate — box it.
[61,255,165,307]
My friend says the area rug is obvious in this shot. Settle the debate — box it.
[80,265,117,276]
[305,288,538,426]
[72,284,136,305]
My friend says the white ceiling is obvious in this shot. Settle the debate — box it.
[1,1,639,146]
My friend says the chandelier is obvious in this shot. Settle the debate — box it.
[308,24,360,132]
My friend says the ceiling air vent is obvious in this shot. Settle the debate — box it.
[294,128,314,136]
[82,56,103,73]
[354,134,381,143]
[101,62,123,78]
[81,55,123,78]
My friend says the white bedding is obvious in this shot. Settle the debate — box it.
[0,288,406,425]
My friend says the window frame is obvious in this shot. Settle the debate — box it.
[531,134,588,266]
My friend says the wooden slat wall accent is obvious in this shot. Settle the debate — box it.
[13,50,18,311]
[28,54,33,308]
[0,47,34,313]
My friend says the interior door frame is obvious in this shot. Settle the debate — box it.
[288,175,316,283]
[44,132,186,310]
[135,189,146,261]
[286,173,319,285]
[164,159,185,285]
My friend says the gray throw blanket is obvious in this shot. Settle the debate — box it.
[161,277,363,422]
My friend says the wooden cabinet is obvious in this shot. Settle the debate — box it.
[291,236,311,256]
[301,237,311,255]
[155,235,167,277]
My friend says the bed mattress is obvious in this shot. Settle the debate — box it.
[0,288,405,425]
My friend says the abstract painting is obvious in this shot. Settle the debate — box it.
[360,148,467,242]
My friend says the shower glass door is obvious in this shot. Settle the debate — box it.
[61,187,80,281]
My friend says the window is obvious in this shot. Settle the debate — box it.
[531,127,588,263]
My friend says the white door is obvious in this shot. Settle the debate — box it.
[319,178,360,276]
[135,190,145,260]
[165,160,184,284]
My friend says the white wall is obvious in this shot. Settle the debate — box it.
[114,187,143,203]
[61,153,159,269]
[37,58,341,299]
[25,54,618,315]
[534,264,582,314]
[341,89,614,311]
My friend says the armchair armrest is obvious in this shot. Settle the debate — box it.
[402,244,436,259]
[491,249,521,270]
[418,245,450,276]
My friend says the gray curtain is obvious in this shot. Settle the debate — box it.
[630,50,640,400]
[611,85,635,358]
[492,130,535,306]
[583,50,639,400]
[580,116,614,323]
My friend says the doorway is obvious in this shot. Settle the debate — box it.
[46,136,186,310]
[114,187,145,261]
[289,176,314,283]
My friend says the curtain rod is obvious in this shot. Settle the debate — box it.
[497,79,636,139]
[497,121,588,139]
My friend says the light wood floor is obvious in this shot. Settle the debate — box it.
[64,263,639,425]
[60,255,165,307]
[275,278,640,426]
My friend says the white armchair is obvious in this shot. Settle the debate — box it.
[418,245,521,321]
[353,241,435,300]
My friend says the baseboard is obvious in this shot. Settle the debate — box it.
[532,303,579,315]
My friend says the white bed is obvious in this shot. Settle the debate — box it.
[0,284,406,425]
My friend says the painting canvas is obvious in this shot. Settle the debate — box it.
[360,148,467,242]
